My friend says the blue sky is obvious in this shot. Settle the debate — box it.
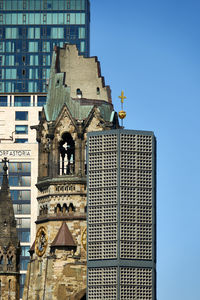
[90,1,200,299]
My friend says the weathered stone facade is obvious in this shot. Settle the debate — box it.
[23,45,119,300]
[0,159,20,300]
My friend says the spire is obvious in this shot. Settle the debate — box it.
[1,157,9,192]
[51,222,76,251]
[0,157,18,247]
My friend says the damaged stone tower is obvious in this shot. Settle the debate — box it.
[22,45,119,300]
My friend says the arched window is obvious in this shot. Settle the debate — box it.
[59,132,75,175]
[8,279,11,299]
[7,256,12,265]
[55,204,62,214]
[68,203,75,213]
[63,203,67,214]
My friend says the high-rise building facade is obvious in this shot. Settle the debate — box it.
[87,129,156,300]
[0,1,90,297]
[0,0,90,93]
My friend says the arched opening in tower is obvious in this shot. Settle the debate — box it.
[58,132,75,175]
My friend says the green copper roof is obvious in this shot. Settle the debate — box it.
[44,48,115,123]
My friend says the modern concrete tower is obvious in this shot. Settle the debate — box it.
[87,129,156,300]
[0,158,21,300]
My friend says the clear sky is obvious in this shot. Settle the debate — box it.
[90,1,200,299]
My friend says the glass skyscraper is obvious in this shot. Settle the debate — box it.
[0,1,90,298]
[0,0,90,94]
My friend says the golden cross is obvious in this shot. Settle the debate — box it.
[118,90,127,103]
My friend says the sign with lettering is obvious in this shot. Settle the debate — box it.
[0,150,31,157]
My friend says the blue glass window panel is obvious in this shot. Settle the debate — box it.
[52,14,58,24]
[5,55,14,66]
[14,96,30,106]
[21,162,31,173]
[15,111,28,121]
[17,230,30,242]
[21,190,31,201]
[46,13,52,24]
[58,28,64,38]
[18,0,23,10]
[5,82,13,92]
[47,0,52,9]
[70,13,75,24]
[15,138,28,143]
[0,83,4,92]
[28,28,34,39]
[47,55,51,65]
[42,42,50,52]
[15,125,28,134]
[20,258,30,270]
[47,68,50,78]
[9,162,18,173]
[11,0,18,9]
[81,0,85,10]
[9,176,30,186]
[76,0,81,10]
[14,204,30,214]
[29,69,38,79]
[35,28,40,38]
[76,13,81,24]
[20,274,26,285]
[79,27,85,39]
[10,190,31,202]
[6,0,12,9]
[71,0,75,9]
[80,41,85,52]
[5,42,14,52]
[0,42,4,52]
[59,0,65,9]
[37,96,46,106]
[0,96,7,106]
[51,28,64,39]
[29,13,35,24]
[5,69,16,79]
[9,162,30,174]
[18,13,23,24]
[12,14,17,24]
[28,82,37,92]
[28,42,38,52]
[35,13,40,24]
[52,0,59,9]
[51,28,57,38]
[6,14,12,24]
[21,176,31,186]
[9,176,19,186]
[80,13,85,25]
[30,55,39,66]
[58,13,64,24]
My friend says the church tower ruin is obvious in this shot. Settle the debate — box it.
[23,44,119,300]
